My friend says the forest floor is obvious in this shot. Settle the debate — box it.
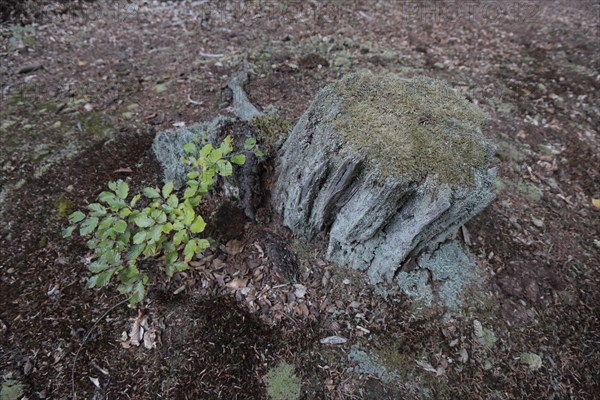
[0,1,599,399]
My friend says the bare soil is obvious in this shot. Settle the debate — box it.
[1,1,599,399]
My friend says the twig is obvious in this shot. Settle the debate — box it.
[187,94,203,106]
[198,51,224,58]
[71,297,130,400]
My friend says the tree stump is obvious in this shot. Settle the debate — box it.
[274,72,496,291]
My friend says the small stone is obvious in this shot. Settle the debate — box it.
[483,359,493,370]
[473,320,483,338]
[531,217,544,228]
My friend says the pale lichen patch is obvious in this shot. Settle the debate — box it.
[332,72,488,187]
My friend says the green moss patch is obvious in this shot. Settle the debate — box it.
[1,379,24,400]
[264,362,302,400]
[252,114,291,147]
[54,193,75,219]
[332,72,488,186]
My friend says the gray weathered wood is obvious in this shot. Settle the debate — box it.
[274,72,497,291]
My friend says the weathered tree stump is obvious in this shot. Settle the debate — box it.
[274,72,496,291]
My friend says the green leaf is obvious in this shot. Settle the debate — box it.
[130,194,141,207]
[230,154,246,165]
[133,213,154,228]
[62,225,76,238]
[133,231,146,244]
[98,191,126,210]
[156,211,167,224]
[173,229,188,246]
[143,242,158,257]
[165,262,176,278]
[130,280,145,305]
[95,269,114,287]
[80,217,99,236]
[184,239,197,262]
[117,281,133,294]
[119,207,132,218]
[199,143,213,158]
[188,195,201,207]
[143,187,160,199]
[99,227,115,241]
[162,181,174,199]
[108,181,118,192]
[216,160,233,176]
[117,230,131,246]
[175,261,190,272]
[167,194,179,208]
[196,239,210,252]
[127,243,145,260]
[219,136,233,154]
[86,275,98,288]
[86,238,98,249]
[255,149,265,158]
[150,209,162,220]
[200,169,215,184]
[190,215,206,233]
[116,180,129,199]
[98,216,115,231]
[98,191,115,204]
[68,211,86,224]
[244,137,256,150]
[88,262,109,273]
[183,185,197,199]
[183,202,195,226]
[187,171,199,179]
[183,142,197,154]
[162,223,173,234]
[149,224,163,243]
[113,219,128,233]
[120,264,139,281]
[165,250,178,265]
[208,148,223,164]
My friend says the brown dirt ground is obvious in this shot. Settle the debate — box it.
[1,1,599,399]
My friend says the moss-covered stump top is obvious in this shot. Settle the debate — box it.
[331,72,488,187]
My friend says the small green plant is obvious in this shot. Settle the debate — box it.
[8,24,36,49]
[64,135,256,305]
[264,362,302,400]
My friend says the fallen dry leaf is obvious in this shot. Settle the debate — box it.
[415,359,437,374]
[227,278,248,290]
[592,198,600,209]
[128,309,145,347]
[294,284,307,298]
[89,376,100,388]
[224,240,244,255]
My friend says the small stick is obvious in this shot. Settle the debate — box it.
[187,94,203,106]
[71,297,130,400]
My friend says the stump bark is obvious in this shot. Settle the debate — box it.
[274,72,497,289]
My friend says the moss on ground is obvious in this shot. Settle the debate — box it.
[264,362,302,400]
[332,71,488,187]
[1,379,24,400]
[54,193,74,218]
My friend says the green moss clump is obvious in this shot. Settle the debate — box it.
[54,194,75,218]
[252,114,291,147]
[82,113,113,139]
[332,72,488,187]
[264,362,302,400]
[1,379,24,400]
